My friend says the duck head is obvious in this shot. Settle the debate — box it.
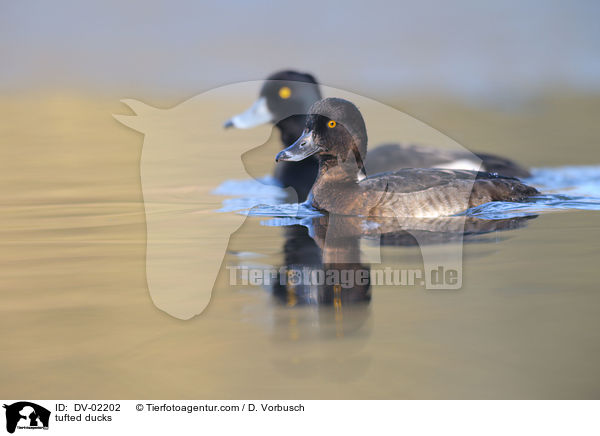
[276,98,368,171]
[224,70,321,129]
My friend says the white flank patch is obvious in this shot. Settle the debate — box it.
[440,159,481,171]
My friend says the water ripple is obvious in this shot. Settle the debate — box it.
[212,165,600,221]
[464,195,600,219]
[527,165,600,197]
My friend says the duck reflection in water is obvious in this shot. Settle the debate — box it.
[268,213,536,339]
[240,212,537,381]
[272,216,373,306]
[270,214,372,342]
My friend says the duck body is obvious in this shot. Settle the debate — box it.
[276,98,539,218]
[312,167,537,217]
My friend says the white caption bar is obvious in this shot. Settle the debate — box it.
[1,400,597,435]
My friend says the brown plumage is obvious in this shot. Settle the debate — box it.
[276,98,539,218]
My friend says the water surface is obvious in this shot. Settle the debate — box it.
[1,95,599,399]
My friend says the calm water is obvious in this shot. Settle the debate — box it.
[1,94,600,399]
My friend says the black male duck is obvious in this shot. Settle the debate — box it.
[275,98,538,218]
[225,70,531,202]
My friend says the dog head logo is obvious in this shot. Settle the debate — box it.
[3,402,50,434]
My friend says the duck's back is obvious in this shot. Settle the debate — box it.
[365,144,531,179]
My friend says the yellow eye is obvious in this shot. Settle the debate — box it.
[278,86,292,99]
[327,120,336,128]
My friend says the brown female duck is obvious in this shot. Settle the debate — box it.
[276,98,538,218]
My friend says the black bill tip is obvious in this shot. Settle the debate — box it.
[275,149,288,162]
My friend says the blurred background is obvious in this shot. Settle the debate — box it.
[2,0,599,101]
[2,1,600,399]
[3,0,600,166]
